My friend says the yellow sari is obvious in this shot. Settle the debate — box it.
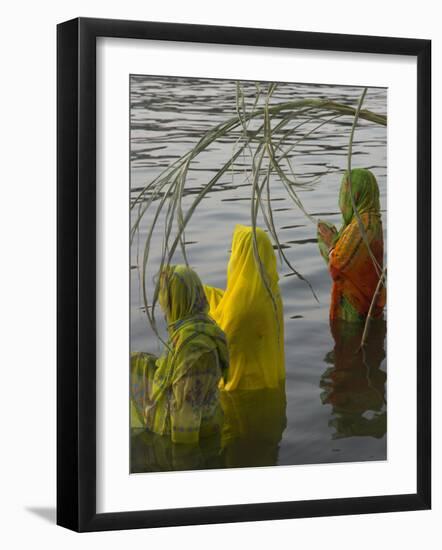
[205,225,285,390]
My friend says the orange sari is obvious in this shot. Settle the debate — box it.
[318,169,386,322]
[329,211,385,320]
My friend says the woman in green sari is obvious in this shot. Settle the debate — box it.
[131,265,229,444]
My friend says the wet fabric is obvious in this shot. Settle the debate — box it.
[130,265,229,444]
[205,225,285,390]
[317,169,386,321]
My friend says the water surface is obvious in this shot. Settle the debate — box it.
[130,76,387,473]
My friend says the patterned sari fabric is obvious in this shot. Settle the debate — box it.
[131,265,229,444]
[205,225,285,390]
[318,169,386,322]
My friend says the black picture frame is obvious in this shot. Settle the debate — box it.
[57,17,431,532]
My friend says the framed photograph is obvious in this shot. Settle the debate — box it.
[57,17,431,532]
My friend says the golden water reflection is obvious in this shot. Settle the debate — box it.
[220,384,287,468]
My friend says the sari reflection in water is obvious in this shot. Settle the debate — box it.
[130,428,224,473]
[220,386,287,468]
[130,265,229,446]
[204,225,285,391]
[317,168,386,322]
[320,319,387,440]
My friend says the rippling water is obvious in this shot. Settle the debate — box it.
[130,75,387,473]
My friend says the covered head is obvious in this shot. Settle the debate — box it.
[339,168,380,225]
[158,264,209,325]
[227,225,279,292]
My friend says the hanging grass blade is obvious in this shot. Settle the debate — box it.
[346,88,383,278]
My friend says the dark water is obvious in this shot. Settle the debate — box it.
[129,75,387,473]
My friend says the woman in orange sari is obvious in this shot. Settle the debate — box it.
[317,168,386,322]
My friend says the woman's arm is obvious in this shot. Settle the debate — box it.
[317,221,338,264]
[130,352,158,428]
[329,221,363,280]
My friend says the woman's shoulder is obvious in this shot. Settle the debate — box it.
[342,212,381,239]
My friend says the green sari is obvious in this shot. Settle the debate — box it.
[131,265,229,444]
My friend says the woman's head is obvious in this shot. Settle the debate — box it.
[339,168,380,225]
[158,264,208,324]
[227,225,278,288]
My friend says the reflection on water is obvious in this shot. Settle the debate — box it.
[131,385,287,472]
[130,75,387,473]
[220,385,287,468]
[131,429,223,473]
[321,320,387,440]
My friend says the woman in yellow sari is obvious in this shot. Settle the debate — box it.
[205,225,285,390]
[131,264,229,444]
